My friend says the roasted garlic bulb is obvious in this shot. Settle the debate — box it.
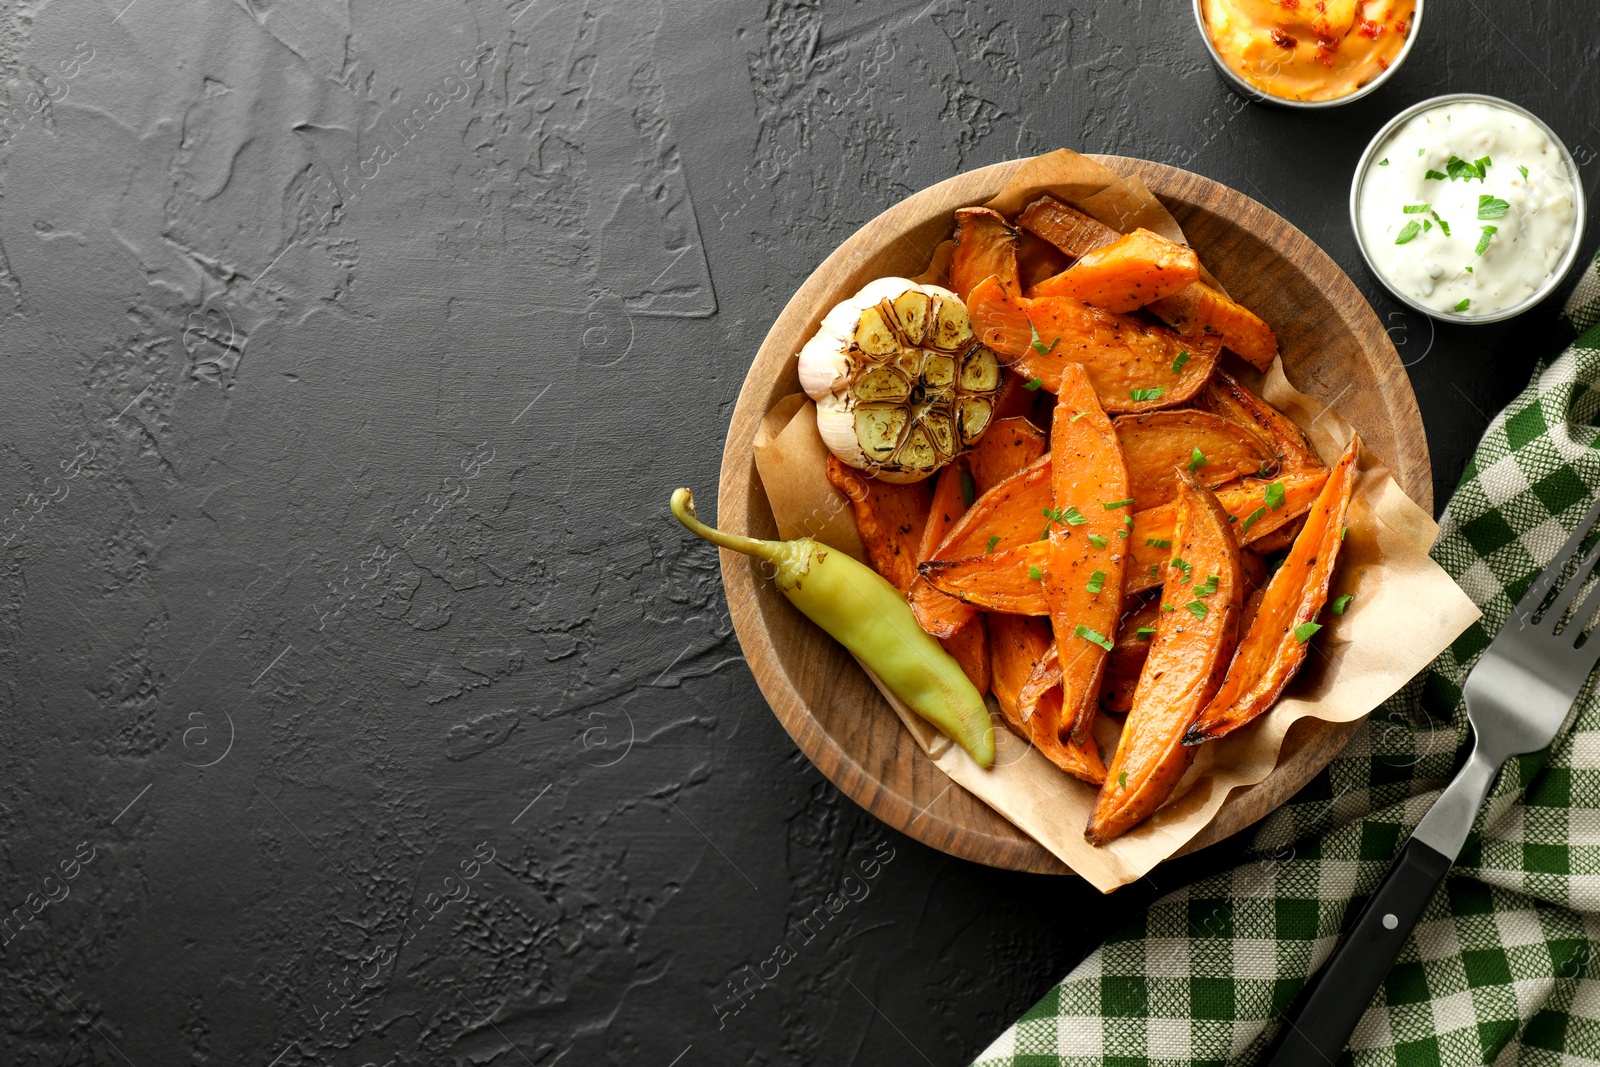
[797,278,1000,483]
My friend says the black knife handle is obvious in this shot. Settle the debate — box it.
[1264,838,1453,1065]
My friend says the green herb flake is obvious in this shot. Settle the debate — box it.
[1117,771,1128,789]
[1519,164,1530,180]
[1172,350,1191,373]
[1149,564,1160,579]
[1188,447,1206,471]
[1394,220,1421,245]
[1062,505,1088,526]
[1431,210,1451,237]
[1293,621,1323,643]
[1194,573,1220,597]
[1039,523,1051,541]
[1136,626,1156,637]
[1023,376,1044,392]
[1028,565,1043,581]
[1455,297,1471,312]
[1171,557,1192,581]
[1402,203,1430,214]
[1129,387,1164,402]
[1086,570,1107,594]
[1028,320,1059,357]
[1378,158,1390,166]
[1074,624,1113,652]
[960,468,975,507]
[1424,169,1448,181]
[1069,411,1087,422]
[1162,603,1175,612]
[1088,533,1108,549]
[1478,194,1510,220]
[1465,266,1474,273]
[1264,481,1287,510]
[1331,593,1354,615]
[1185,600,1208,619]
[1340,525,1348,541]
[1117,528,1129,540]
[985,534,1000,553]
[1103,498,1134,510]
[1145,537,1172,549]
[1446,154,1488,182]
[1423,219,1433,232]
[1475,225,1498,255]
[1240,505,1268,536]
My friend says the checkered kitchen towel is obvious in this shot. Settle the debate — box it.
[974,250,1600,1067]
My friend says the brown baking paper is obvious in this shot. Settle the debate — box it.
[753,149,1480,892]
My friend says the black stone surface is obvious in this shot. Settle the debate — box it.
[0,1,1593,1064]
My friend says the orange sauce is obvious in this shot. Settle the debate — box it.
[1200,0,1415,103]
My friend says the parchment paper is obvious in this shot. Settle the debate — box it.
[753,149,1480,892]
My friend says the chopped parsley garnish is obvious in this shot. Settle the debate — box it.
[1136,626,1156,637]
[1171,557,1192,581]
[1039,523,1051,541]
[1477,194,1510,220]
[1023,376,1044,391]
[1069,411,1087,422]
[1117,771,1128,789]
[1172,350,1191,373]
[1417,148,1425,156]
[1028,565,1043,581]
[1117,528,1128,540]
[1519,165,1530,180]
[1465,266,1474,273]
[1432,210,1451,237]
[1340,525,1348,540]
[1423,219,1433,233]
[1475,225,1498,255]
[1149,564,1160,579]
[1088,533,1108,549]
[1423,169,1448,181]
[1293,621,1323,643]
[1129,387,1164,402]
[1240,505,1268,535]
[1028,320,1059,357]
[1264,481,1287,510]
[1145,537,1171,549]
[1086,570,1107,594]
[960,468,975,507]
[1394,221,1421,245]
[1378,158,1389,166]
[1185,600,1208,619]
[1402,203,1431,213]
[1188,447,1206,471]
[1445,154,1489,182]
[1455,297,1471,312]
[1161,603,1175,611]
[1075,624,1113,651]
[1061,505,1088,526]
[1193,573,1220,597]
[1103,498,1134,510]
[1123,514,1134,528]
[985,534,1001,553]
[1331,593,1353,615]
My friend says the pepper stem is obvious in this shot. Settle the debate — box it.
[670,489,785,564]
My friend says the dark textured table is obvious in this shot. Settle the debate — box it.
[1,1,1593,1064]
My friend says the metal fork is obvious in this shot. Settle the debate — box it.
[1266,494,1600,1065]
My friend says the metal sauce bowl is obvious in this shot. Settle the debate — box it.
[1349,93,1587,324]
[1193,0,1425,109]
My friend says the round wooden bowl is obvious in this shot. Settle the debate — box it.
[717,155,1431,876]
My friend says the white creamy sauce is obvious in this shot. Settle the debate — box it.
[1357,101,1577,317]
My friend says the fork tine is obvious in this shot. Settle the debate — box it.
[1569,567,1600,645]
[1543,531,1600,628]
[1515,494,1600,620]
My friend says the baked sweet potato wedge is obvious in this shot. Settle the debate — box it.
[1087,473,1242,845]
[1200,370,1321,473]
[1017,196,1278,370]
[825,456,931,593]
[1115,409,1276,512]
[1042,364,1129,741]
[923,468,1328,611]
[1185,435,1360,744]
[966,276,1221,413]
[911,459,989,692]
[1099,595,1163,714]
[988,613,1107,784]
[1016,229,1071,291]
[1030,228,1199,312]
[949,207,1020,302]
[967,416,1048,495]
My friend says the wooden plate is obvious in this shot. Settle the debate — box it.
[717,155,1430,876]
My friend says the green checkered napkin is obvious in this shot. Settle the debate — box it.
[974,250,1600,1067]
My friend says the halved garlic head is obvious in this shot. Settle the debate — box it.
[797,278,1000,483]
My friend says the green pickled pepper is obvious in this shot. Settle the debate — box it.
[670,489,995,768]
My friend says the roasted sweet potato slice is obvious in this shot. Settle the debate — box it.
[913,454,1053,635]
[1115,409,1276,512]
[1030,228,1200,312]
[1042,364,1129,742]
[1148,284,1279,371]
[921,467,1329,611]
[1099,595,1163,714]
[1087,473,1242,845]
[948,207,1020,303]
[1185,436,1361,744]
[1016,195,1121,258]
[1200,370,1321,472]
[988,613,1107,784]
[967,416,1048,495]
[910,459,989,692]
[1123,469,1330,595]
[967,276,1221,413]
[1017,196,1278,370]
[826,456,931,594]
[1016,229,1071,291]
